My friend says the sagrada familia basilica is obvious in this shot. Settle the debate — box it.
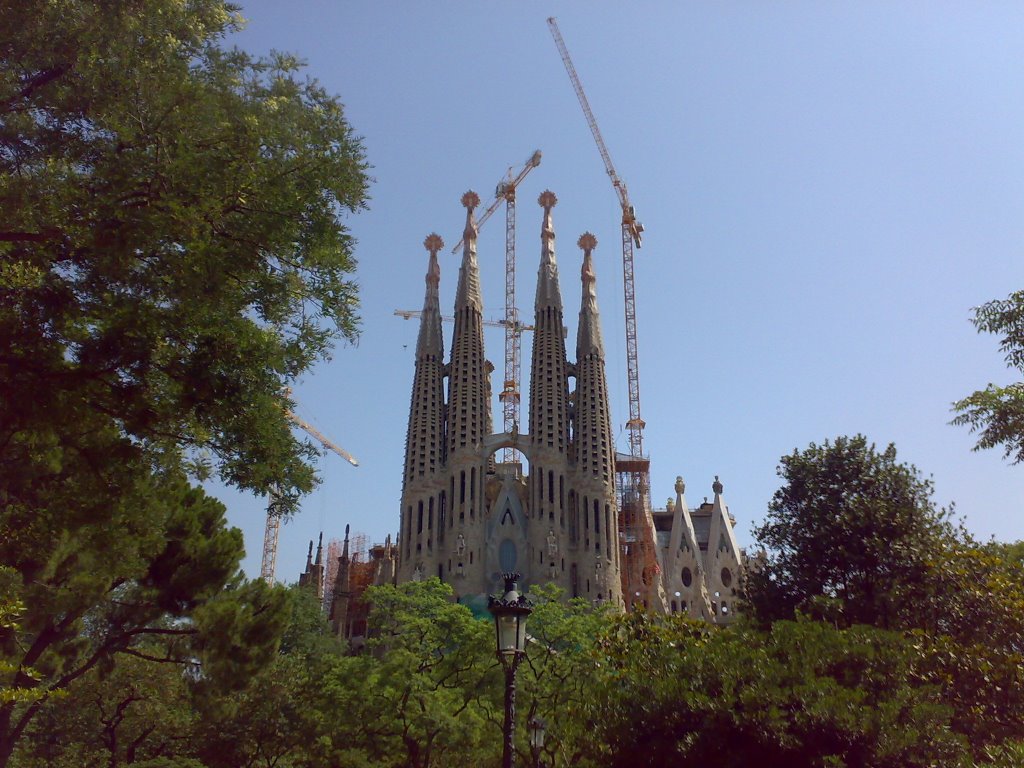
[305,190,745,637]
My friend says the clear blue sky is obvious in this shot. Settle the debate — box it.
[218,2,1024,582]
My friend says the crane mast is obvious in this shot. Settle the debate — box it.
[496,151,541,461]
[448,150,541,462]
[548,16,662,612]
[547,17,645,458]
[260,409,358,584]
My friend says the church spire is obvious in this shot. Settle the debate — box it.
[447,191,491,457]
[330,524,352,639]
[667,476,713,620]
[417,234,444,358]
[576,232,604,358]
[454,191,482,312]
[400,234,449,574]
[529,191,570,459]
[573,233,614,484]
[534,190,562,311]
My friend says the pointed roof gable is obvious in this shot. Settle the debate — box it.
[706,476,741,566]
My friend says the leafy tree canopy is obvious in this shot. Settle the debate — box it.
[0,0,369,504]
[747,435,956,628]
[953,291,1024,464]
[584,613,968,768]
[0,0,368,762]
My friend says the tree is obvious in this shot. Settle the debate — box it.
[952,291,1024,464]
[583,613,968,768]
[746,435,956,627]
[0,0,369,505]
[909,541,1024,753]
[12,653,197,768]
[516,583,613,768]
[311,579,497,768]
[0,0,368,761]
[0,443,290,765]
[13,585,338,768]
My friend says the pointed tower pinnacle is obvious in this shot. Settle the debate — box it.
[402,233,449,505]
[417,233,445,358]
[304,540,313,570]
[314,532,323,566]
[576,232,604,358]
[535,190,562,311]
[330,523,353,639]
[455,191,482,312]
[446,190,492,461]
[573,232,615,484]
[529,190,571,459]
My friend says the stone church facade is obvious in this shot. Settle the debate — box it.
[396,190,623,613]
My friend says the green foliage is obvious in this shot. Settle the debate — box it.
[746,437,1024,761]
[0,0,367,761]
[518,583,614,767]
[11,572,1024,767]
[311,579,497,768]
[747,435,955,628]
[0,0,369,503]
[583,613,967,768]
[976,740,1024,768]
[277,582,346,658]
[0,454,290,762]
[193,652,319,768]
[13,654,197,768]
[952,290,1024,464]
[188,580,500,768]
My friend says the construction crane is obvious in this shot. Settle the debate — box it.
[448,150,542,461]
[449,150,542,255]
[260,408,358,584]
[548,18,645,458]
[393,309,535,334]
[548,17,661,611]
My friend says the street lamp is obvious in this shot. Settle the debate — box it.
[528,716,546,768]
[489,572,533,768]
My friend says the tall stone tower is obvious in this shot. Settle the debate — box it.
[397,192,623,610]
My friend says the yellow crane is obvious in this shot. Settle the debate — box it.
[261,407,358,584]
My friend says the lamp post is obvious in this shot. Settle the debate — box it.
[488,572,533,768]
[528,716,546,768]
